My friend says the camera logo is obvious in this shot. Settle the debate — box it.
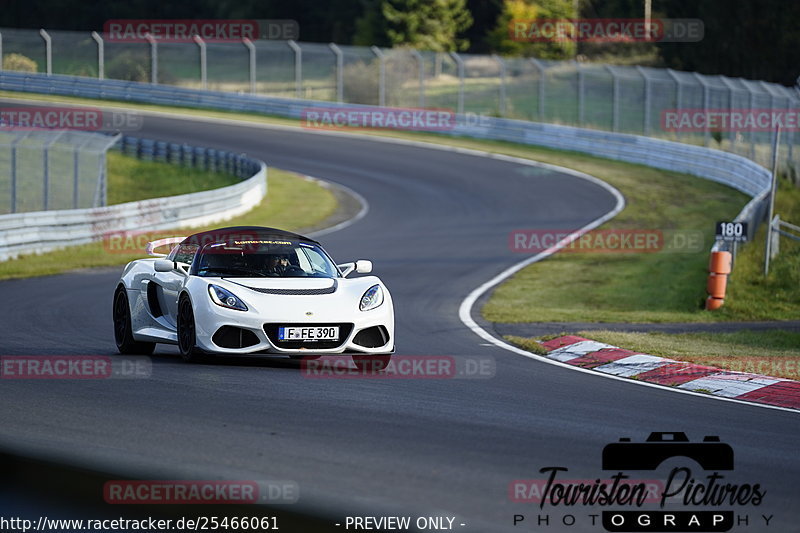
[602,432,734,472]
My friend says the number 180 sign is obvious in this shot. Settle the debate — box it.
[715,221,748,242]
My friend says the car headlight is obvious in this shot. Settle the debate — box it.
[208,285,248,311]
[360,284,384,311]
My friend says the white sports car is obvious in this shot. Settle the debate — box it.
[113,226,395,366]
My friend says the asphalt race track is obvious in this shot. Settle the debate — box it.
[1,106,799,532]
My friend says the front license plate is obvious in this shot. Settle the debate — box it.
[278,326,339,341]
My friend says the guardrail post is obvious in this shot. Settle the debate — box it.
[329,43,343,103]
[410,49,425,108]
[450,51,465,114]
[243,38,256,95]
[529,58,545,121]
[91,31,104,79]
[493,54,507,117]
[39,29,52,76]
[145,33,158,84]
[193,35,207,90]
[287,40,302,98]
[371,46,386,107]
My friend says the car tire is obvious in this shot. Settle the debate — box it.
[352,354,391,372]
[178,295,204,363]
[113,286,155,355]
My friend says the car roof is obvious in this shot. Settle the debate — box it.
[180,226,319,247]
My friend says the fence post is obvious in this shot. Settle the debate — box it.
[193,35,207,90]
[91,31,104,79]
[450,51,465,114]
[243,38,256,95]
[666,69,682,140]
[718,76,738,151]
[529,58,545,121]
[42,132,64,210]
[371,46,386,107]
[39,29,52,76]
[73,142,83,209]
[747,86,757,160]
[764,126,781,275]
[577,61,584,126]
[636,66,651,135]
[409,49,425,108]
[329,43,343,103]
[606,65,619,132]
[493,54,507,117]
[694,73,711,146]
[287,40,302,98]
[9,133,30,213]
[144,33,158,84]
[100,150,108,207]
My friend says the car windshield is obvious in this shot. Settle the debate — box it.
[193,240,340,278]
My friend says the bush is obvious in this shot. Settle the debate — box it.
[2,53,37,72]
[343,60,380,105]
[106,51,149,82]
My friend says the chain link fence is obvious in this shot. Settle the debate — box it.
[0,130,118,214]
[1,27,797,172]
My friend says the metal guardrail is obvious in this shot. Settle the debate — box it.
[0,134,266,261]
[0,70,772,253]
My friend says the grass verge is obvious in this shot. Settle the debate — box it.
[0,166,336,280]
[106,151,239,205]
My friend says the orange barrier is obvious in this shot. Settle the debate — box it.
[709,251,732,274]
[706,273,728,299]
[705,296,724,310]
[705,251,732,310]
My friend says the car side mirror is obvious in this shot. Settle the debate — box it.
[354,260,372,273]
[338,260,372,277]
[154,259,174,272]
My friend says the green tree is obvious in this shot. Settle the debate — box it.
[487,0,576,58]
[381,0,474,51]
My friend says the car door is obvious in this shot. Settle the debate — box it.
[153,243,197,328]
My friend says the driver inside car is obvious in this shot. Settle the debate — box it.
[266,254,290,276]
